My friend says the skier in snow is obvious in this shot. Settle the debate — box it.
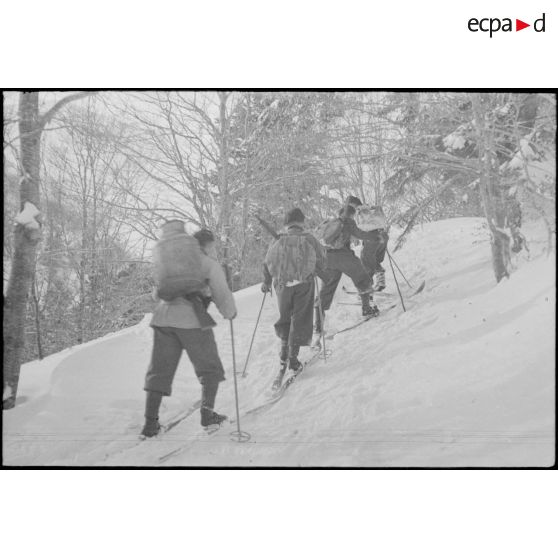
[355,204,389,292]
[261,208,327,390]
[314,196,381,340]
[141,220,237,437]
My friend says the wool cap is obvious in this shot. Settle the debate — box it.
[346,195,363,207]
[193,228,215,246]
[285,207,305,225]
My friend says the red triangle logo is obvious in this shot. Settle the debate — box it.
[516,19,530,31]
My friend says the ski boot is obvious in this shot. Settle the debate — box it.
[362,304,380,318]
[281,357,304,390]
[287,344,304,373]
[201,406,228,432]
[360,290,379,318]
[200,380,227,432]
[272,360,288,391]
[140,390,163,438]
[288,357,304,373]
[272,342,289,390]
[140,417,161,438]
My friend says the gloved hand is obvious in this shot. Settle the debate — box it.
[261,283,272,294]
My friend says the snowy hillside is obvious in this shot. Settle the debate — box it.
[3,218,555,467]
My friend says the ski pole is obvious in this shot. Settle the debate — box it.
[315,276,327,361]
[386,249,413,289]
[229,319,250,442]
[387,251,406,312]
[241,291,267,377]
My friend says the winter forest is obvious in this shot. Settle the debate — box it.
[2,90,556,467]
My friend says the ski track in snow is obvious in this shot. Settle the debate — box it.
[3,218,555,467]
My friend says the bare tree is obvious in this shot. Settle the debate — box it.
[3,91,94,410]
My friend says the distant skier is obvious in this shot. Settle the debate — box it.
[313,196,381,341]
[261,208,327,390]
[355,204,389,292]
[141,220,237,438]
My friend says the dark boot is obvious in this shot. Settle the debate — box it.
[141,417,161,438]
[288,344,303,372]
[141,390,163,437]
[272,366,287,391]
[362,305,380,317]
[361,294,380,318]
[272,340,289,390]
[200,380,227,427]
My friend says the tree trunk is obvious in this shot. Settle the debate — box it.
[31,277,44,360]
[217,92,233,289]
[472,94,511,283]
[3,91,94,408]
[3,93,42,409]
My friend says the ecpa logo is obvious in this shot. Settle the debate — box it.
[468,13,546,37]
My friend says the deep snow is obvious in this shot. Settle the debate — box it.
[2,218,555,467]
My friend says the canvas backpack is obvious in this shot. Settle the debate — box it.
[153,225,206,301]
[265,233,317,286]
[314,218,345,249]
[356,205,387,232]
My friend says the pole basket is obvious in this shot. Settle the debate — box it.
[230,430,251,443]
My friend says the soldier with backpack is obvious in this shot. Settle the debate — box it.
[261,208,326,391]
[355,204,389,291]
[141,220,237,438]
[313,196,381,340]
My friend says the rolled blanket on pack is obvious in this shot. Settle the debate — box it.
[186,294,217,329]
[356,205,387,232]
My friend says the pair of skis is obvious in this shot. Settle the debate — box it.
[326,303,398,337]
[158,353,326,463]
[100,399,202,464]
[341,279,426,298]
[240,347,330,419]
[138,399,202,441]
[157,298,401,463]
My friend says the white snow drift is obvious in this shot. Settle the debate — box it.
[2,218,555,467]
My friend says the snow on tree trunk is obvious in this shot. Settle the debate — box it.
[3,91,95,409]
[3,93,42,409]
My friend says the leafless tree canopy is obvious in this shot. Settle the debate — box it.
[3,91,556,407]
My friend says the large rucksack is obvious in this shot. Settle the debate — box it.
[153,223,206,301]
[314,218,345,249]
[356,205,387,232]
[265,233,317,286]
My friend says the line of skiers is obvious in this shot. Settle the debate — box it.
[141,196,389,438]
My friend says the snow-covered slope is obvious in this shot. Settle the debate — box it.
[3,218,555,466]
